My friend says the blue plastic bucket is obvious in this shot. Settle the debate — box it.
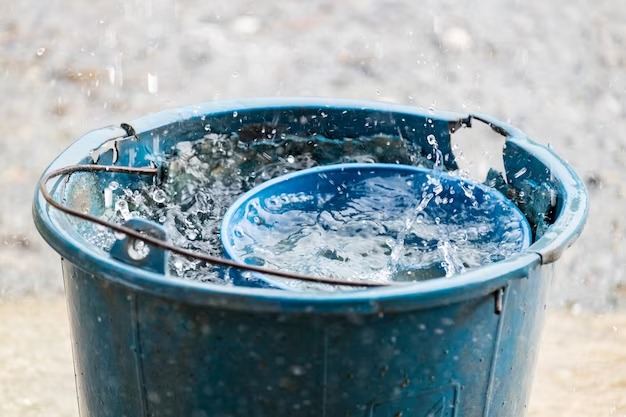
[221,163,532,290]
[33,98,588,417]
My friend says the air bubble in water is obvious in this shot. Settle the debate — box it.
[152,189,167,204]
[114,199,131,220]
[115,199,128,212]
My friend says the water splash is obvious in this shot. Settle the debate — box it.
[81,131,432,283]
[382,134,468,278]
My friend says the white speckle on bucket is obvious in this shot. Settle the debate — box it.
[147,391,161,404]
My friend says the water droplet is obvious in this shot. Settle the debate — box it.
[152,189,167,204]
[147,72,158,94]
[286,155,295,164]
[231,15,261,35]
[232,111,238,118]
[231,71,239,78]
[290,365,306,376]
[104,188,113,208]
[115,199,128,211]
[514,167,527,178]
[36,47,46,56]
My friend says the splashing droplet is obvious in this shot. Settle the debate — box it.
[147,72,158,94]
[514,167,528,178]
[152,189,167,204]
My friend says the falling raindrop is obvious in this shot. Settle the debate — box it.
[107,66,115,85]
[231,15,261,35]
[148,73,158,94]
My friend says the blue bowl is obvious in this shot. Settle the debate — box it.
[221,163,532,290]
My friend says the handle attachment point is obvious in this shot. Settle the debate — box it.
[110,218,168,274]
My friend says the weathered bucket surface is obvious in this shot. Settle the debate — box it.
[33,98,588,417]
[221,162,532,290]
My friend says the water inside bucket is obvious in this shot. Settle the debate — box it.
[76,130,530,287]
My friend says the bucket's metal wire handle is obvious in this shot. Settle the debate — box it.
[39,164,395,288]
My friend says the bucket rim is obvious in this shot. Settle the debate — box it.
[33,97,587,313]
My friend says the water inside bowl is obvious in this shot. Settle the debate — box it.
[221,163,531,289]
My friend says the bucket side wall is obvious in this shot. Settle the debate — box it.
[63,261,147,417]
[487,263,552,416]
[135,293,501,417]
[60,256,554,417]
